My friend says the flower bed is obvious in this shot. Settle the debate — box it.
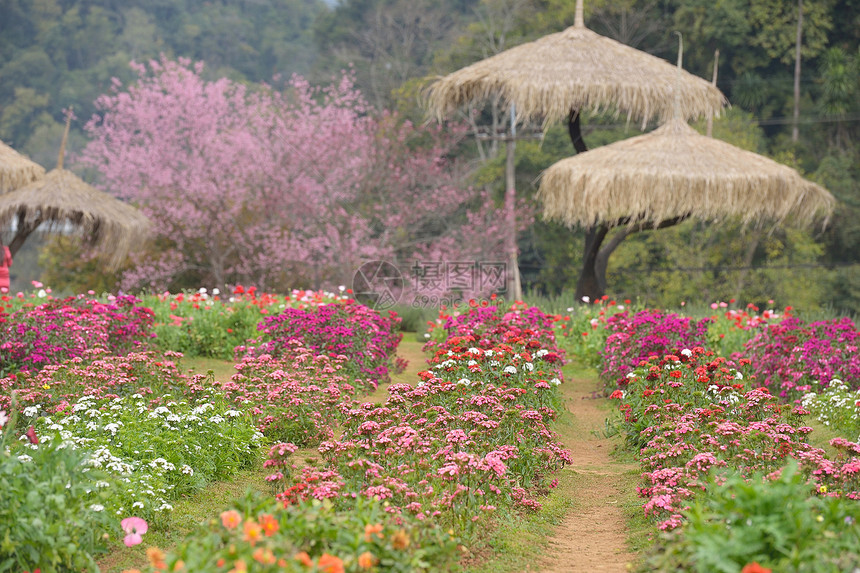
[0,293,155,377]
[242,300,403,390]
[600,309,712,392]
[599,317,860,571]
[741,316,860,399]
[263,303,571,533]
[142,287,351,359]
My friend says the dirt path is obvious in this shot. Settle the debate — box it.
[536,372,638,573]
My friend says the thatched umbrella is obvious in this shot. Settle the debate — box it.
[0,139,45,194]
[424,0,726,137]
[537,117,835,295]
[0,115,150,269]
[424,0,727,301]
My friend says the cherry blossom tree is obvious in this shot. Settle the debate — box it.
[81,56,524,294]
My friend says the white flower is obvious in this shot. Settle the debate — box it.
[566,307,574,313]
[180,464,194,476]
[590,318,599,327]
[17,454,33,463]
[424,333,430,339]
[549,378,561,386]
[581,296,590,303]
[535,349,549,358]
[467,347,481,355]
[132,501,145,509]
[503,365,517,374]
[23,405,40,417]
[484,350,494,357]
[38,289,47,298]
[224,410,242,418]
[681,349,692,357]
[457,378,471,386]
[626,372,637,379]
[89,504,105,512]
[467,360,478,367]
[212,287,221,296]
[735,371,743,380]
[209,415,225,424]
[523,362,534,372]
[338,285,346,292]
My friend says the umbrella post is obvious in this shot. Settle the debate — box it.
[504,105,522,301]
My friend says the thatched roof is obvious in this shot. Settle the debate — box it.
[0,168,151,268]
[537,118,835,229]
[424,4,726,127]
[0,139,46,193]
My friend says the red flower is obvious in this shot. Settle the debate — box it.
[25,426,39,444]
[741,563,771,573]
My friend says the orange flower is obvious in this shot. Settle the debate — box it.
[171,561,185,572]
[122,570,142,573]
[294,551,313,567]
[364,523,384,542]
[258,513,279,537]
[741,564,772,573]
[252,548,276,565]
[357,551,376,569]
[146,547,167,571]
[317,553,345,573]
[391,530,410,550]
[220,509,242,530]
[242,519,263,546]
[228,559,247,573]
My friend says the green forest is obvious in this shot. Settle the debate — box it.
[1,0,858,312]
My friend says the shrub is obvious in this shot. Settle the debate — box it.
[0,416,116,573]
[640,461,860,573]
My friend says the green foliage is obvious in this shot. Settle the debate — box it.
[640,461,860,573]
[0,425,116,573]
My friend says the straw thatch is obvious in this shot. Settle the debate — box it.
[0,139,45,193]
[424,19,726,127]
[0,168,150,269]
[538,118,835,229]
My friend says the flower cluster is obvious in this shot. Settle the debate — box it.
[193,343,361,446]
[242,301,402,389]
[802,378,860,441]
[0,293,155,376]
[127,491,458,572]
[742,316,860,399]
[600,310,712,392]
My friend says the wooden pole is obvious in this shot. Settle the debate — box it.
[706,49,719,137]
[504,103,522,301]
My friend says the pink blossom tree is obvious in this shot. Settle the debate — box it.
[81,56,527,295]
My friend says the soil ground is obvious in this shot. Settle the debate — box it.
[534,370,637,573]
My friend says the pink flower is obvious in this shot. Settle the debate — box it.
[121,517,148,547]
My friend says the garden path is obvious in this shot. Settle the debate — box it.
[535,372,637,573]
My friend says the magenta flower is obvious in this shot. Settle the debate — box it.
[120,516,148,547]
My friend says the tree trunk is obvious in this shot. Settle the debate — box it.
[9,213,41,258]
[793,0,803,142]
